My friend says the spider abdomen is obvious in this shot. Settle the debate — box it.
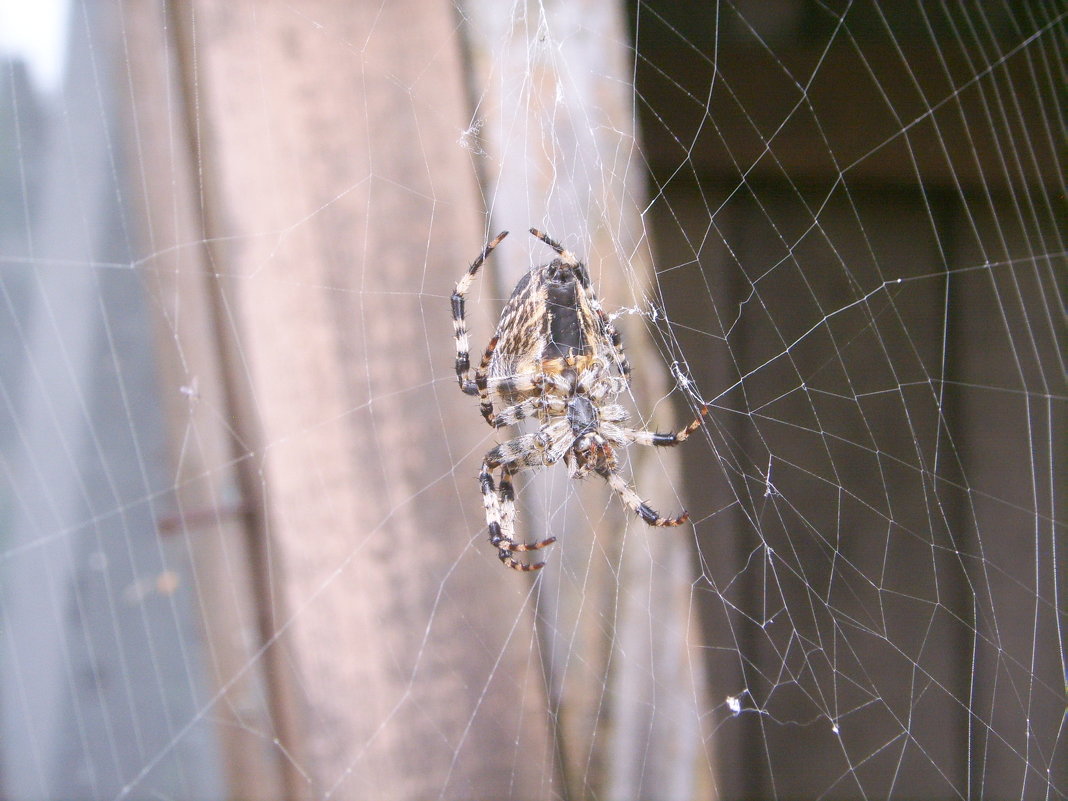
[546,278,587,360]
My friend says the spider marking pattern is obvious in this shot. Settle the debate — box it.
[452,228,708,571]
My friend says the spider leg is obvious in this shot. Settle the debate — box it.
[474,336,501,425]
[490,391,566,428]
[529,227,568,256]
[593,304,632,383]
[487,369,569,397]
[496,465,518,547]
[480,443,557,571]
[483,370,569,428]
[597,404,629,424]
[598,467,690,527]
[497,465,555,550]
[612,406,709,447]
[453,231,508,397]
[478,464,536,571]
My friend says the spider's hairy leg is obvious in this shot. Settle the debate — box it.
[474,336,500,424]
[489,370,570,398]
[593,304,632,382]
[497,466,518,548]
[452,230,508,396]
[480,442,557,571]
[491,392,566,428]
[477,465,540,572]
[482,371,567,427]
[598,468,690,528]
[577,360,628,400]
[529,227,567,255]
[496,465,555,564]
[621,405,709,447]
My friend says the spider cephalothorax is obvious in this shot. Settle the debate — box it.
[452,228,707,571]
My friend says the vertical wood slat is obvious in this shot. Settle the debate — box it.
[144,1,559,798]
[122,3,288,799]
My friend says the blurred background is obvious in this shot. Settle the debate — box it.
[0,1,1063,799]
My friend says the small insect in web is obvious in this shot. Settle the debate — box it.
[452,228,709,571]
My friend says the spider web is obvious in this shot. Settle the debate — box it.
[0,1,1063,800]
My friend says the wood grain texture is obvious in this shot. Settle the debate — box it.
[145,1,560,798]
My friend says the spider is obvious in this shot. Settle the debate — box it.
[452,228,708,571]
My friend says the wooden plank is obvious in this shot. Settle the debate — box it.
[636,39,1062,193]
[121,3,287,798]
[158,1,559,798]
